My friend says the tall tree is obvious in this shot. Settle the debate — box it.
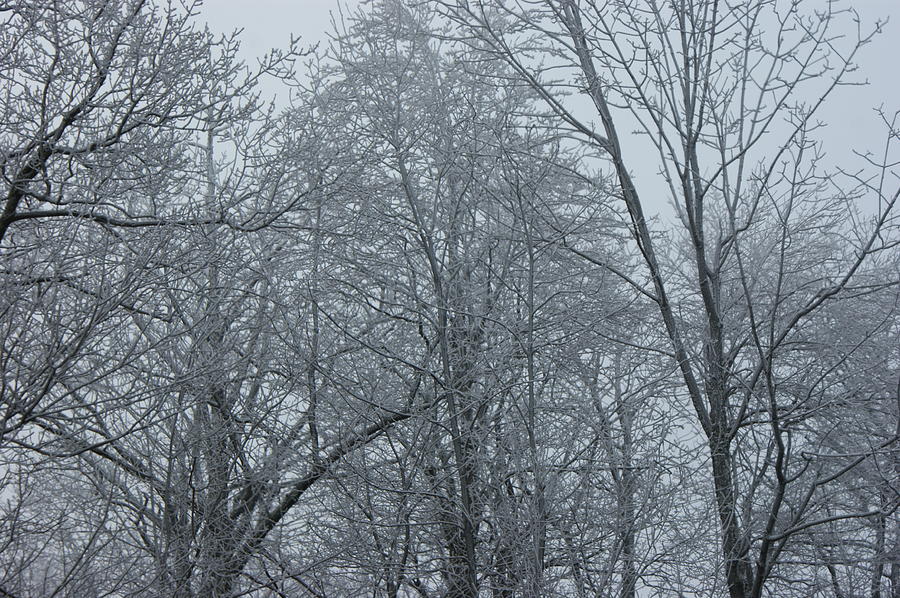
[274,4,669,597]
[441,0,900,595]
[0,0,300,448]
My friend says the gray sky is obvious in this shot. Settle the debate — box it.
[201,0,899,215]
[201,1,898,109]
[202,0,357,63]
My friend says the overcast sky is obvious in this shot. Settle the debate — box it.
[201,0,900,215]
[202,0,357,67]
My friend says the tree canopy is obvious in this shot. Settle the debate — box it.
[1,1,897,597]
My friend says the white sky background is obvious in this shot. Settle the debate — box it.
[201,0,900,217]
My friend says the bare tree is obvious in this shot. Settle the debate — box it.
[441,0,900,595]
[271,5,670,597]
[0,0,302,448]
[3,2,897,597]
